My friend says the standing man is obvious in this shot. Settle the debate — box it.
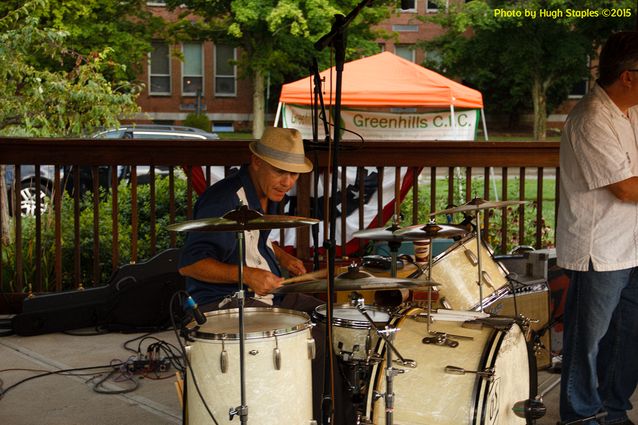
[178,126,319,313]
[557,31,638,425]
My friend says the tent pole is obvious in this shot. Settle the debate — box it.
[274,102,283,127]
[481,107,489,141]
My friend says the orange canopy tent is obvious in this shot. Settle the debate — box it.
[276,52,487,141]
[278,51,483,108]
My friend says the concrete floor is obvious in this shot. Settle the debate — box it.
[0,327,637,425]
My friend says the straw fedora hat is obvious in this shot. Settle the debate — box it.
[249,127,313,173]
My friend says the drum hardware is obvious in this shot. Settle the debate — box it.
[350,294,416,369]
[273,335,281,370]
[444,365,495,379]
[169,205,319,425]
[422,329,474,347]
[511,397,547,422]
[220,337,229,373]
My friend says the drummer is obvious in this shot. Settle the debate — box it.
[178,126,322,314]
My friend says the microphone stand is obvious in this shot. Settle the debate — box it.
[314,2,374,423]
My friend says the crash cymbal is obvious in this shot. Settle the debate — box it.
[430,198,528,216]
[393,222,469,240]
[275,276,441,294]
[167,205,319,232]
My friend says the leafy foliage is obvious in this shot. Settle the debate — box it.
[0,1,142,136]
[183,113,212,132]
[419,0,635,138]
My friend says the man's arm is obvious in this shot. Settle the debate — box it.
[607,176,638,202]
[179,258,284,296]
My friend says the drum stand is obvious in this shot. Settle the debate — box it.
[351,295,415,425]
[228,230,249,424]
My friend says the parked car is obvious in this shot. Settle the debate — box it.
[3,165,58,216]
[4,125,219,216]
[91,124,220,184]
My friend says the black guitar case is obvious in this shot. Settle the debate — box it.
[12,249,185,336]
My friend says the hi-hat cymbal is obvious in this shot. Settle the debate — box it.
[274,276,441,294]
[393,222,469,240]
[167,205,319,232]
[430,198,528,216]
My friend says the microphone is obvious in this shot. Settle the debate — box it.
[185,296,207,325]
[512,398,546,421]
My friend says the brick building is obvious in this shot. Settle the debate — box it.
[136,1,586,132]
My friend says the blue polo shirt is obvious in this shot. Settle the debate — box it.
[179,165,282,306]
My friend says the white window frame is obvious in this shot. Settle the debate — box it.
[399,0,417,12]
[149,41,171,96]
[181,42,204,96]
[215,45,237,97]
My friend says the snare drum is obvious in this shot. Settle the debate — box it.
[366,307,535,425]
[431,235,510,310]
[186,307,315,425]
[313,304,390,362]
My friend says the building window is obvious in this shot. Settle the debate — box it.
[215,45,237,96]
[392,24,419,32]
[395,45,415,63]
[182,42,203,96]
[149,41,171,95]
[400,0,416,12]
[427,0,448,13]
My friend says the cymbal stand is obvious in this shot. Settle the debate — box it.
[228,230,248,424]
[426,236,434,334]
[475,210,485,312]
[351,296,416,425]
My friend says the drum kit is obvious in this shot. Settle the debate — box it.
[169,199,547,425]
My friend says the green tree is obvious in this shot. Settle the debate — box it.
[419,0,635,140]
[0,0,142,241]
[164,0,394,137]
[0,0,163,82]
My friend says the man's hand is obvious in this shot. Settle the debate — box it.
[244,267,284,296]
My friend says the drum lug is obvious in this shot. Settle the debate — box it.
[307,338,316,360]
[273,335,281,370]
[444,365,495,380]
[422,332,460,348]
[481,271,495,289]
[220,338,228,374]
[372,390,384,401]
[464,247,478,265]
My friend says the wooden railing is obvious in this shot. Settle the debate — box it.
[0,137,559,295]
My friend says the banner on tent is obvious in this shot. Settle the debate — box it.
[281,104,479,141]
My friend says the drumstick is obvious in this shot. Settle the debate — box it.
[281,269,328,285]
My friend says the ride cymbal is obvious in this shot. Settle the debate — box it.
[352,224,408,243]
[167,205,319,232]
[430,198,528,216]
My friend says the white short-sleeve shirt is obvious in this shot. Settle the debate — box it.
[557,83,638,271]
